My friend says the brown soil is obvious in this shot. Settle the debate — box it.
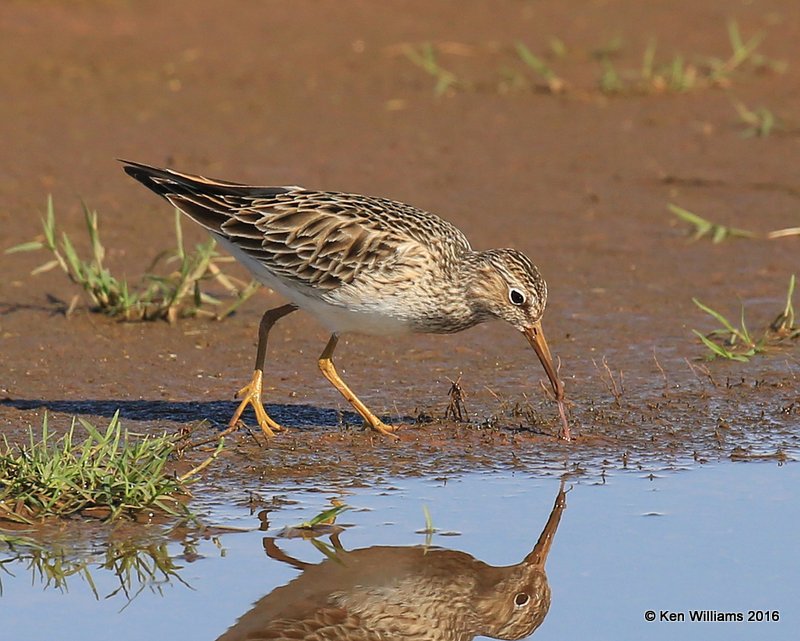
[1,0,798,483]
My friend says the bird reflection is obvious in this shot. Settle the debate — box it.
[217,483,567,641]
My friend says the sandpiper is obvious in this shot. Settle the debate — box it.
[217,482,567,641]
[122,161,570,440]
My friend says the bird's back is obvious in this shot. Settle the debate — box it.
[122,161,471,291]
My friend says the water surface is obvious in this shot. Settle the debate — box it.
[1,462,797,641]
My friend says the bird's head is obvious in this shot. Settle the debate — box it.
[470,248,563,401]
[475,569,552,640]
[473,483,566,639]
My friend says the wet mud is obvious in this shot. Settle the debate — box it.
[1,0,799,491]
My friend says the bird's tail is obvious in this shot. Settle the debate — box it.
[119,159,292,233]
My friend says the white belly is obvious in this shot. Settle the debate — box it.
[214,235,414,336]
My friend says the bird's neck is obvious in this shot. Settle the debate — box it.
[460,251,502,324]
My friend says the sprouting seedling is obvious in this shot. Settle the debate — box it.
[640,39,657,83]
[725,19,765,71]
[640,42,698,94]
[598,57,624,94]
[706,19,786,81]
[707,19,765,81]
[668,204,755,243]
[667,54,697,92]
[514,42,566,93]
[691,297,762,362]
[402,43,461,96]
[732,100,777,137]
[770,274,798,338]
[590,34,626,94]
[296,501,350,530]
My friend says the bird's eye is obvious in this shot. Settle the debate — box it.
[509,288,526,306]
[514,592,530,607]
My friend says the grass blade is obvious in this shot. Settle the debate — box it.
[692,298,738,336]
[5,241,45,254]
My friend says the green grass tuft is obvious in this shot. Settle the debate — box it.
[0,413,214,523]
[5,197,260,322]
[692,276,798,361]
[692,298,762,362]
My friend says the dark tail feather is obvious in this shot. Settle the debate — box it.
[120,160,251,233]
[120,159,293,198]
[119,160,296,233]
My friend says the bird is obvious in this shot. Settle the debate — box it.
[121,160,570,440]
[216,483,567,641]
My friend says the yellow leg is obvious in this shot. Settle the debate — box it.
[317,334,398,439]
[225,303,297,438]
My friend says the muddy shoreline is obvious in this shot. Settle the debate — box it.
[1,0,798,482]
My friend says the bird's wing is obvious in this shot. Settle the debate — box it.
[218,607,383,641]
[121,161,470,291]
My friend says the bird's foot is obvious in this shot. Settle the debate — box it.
[364,417,399,440]
[229,369,286,438]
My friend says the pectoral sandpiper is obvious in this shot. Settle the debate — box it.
[122,161,570,440]
[218,482,567,641]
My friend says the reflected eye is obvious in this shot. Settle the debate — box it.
[509,288,526,306]
[514,592,530,607]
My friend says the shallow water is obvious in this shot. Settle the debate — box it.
[1,461,797,640]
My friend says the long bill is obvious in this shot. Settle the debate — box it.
[523,321,571,440]
[524,479,568,566]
